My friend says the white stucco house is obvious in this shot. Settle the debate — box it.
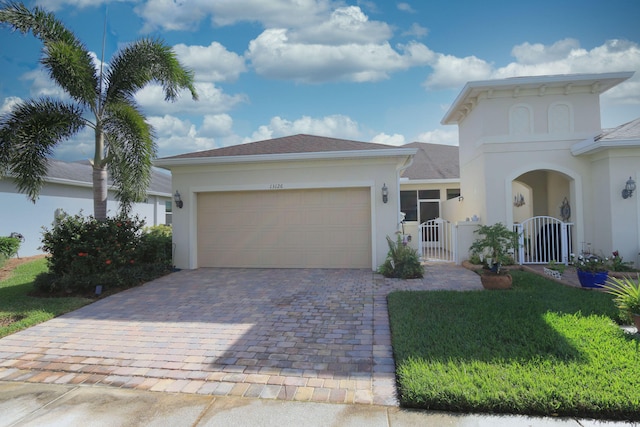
[0,159,172,256]
[155,135,416,270]
[441,71,639,268]
[157,71,639,271]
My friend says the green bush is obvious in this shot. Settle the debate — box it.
[378,234,424,279]
[0,235,21,268]
[138,225,173,266]
[36,212,171,294]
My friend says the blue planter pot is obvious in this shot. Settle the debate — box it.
[577,269,608,288]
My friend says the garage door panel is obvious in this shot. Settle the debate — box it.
[197,188,371,268]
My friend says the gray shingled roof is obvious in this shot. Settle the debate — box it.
[400,142,459,180]
[161,134,401,159]
[45,159,171,195]
[596,117,640,141]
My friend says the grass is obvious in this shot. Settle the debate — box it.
[388,270,640,420]
[0,259,92,338]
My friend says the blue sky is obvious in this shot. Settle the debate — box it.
[1,0,639,160]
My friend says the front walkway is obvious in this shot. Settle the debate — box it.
[0,265,481,406]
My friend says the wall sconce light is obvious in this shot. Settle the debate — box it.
[622,177,636,199]
[174,190,184,209]
[458,196,464,202]
[381,183,388,204]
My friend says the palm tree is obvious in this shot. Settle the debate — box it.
[0,2,198,219]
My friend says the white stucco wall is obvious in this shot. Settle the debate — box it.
[0,180,169,257]
[589,148,640,266]
[166,155,409,271]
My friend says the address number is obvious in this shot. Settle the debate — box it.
[269,184,284,189]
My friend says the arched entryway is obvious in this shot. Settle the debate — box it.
[509,168,579,264]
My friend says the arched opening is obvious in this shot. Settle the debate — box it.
[511,169,576,264]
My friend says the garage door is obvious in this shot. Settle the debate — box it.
[197,187,371,268]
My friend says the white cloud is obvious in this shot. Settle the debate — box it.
[200,114,234,137]
[397,3,416,13]
[402,23,428,38]
[134,0,332,32]
[21,69,68,99]
[0,97,23,115]
[135,82,247,115]
[371,133,405,146]
[147,115,217,156]
[291,6,392,45]
[415,128,459,146]
[53,126,95,161]
[247,29,432,82]
[246,114,362,142]
[173,42,246,83]
[422,38,640,106]
[423,54,493,89]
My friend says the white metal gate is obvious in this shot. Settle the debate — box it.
[514,216,573,265]
[419,218,456,262]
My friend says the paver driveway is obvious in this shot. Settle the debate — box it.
[0,266,481,405]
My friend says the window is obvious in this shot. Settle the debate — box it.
[400,191,417,221]
[446,188,461,200]
[401,190,442,222]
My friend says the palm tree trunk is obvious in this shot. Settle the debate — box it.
[93,126,108,220]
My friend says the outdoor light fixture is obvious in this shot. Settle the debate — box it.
[622,177,636,199]
[174,190,184,209]
[381,183,388,204]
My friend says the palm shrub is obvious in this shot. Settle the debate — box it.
[602,275,640,323]
[378,234,424,279]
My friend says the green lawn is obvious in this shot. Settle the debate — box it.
[0,259,92,338]
[388,270,640,421]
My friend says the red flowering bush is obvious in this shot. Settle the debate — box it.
[36,212,172,294]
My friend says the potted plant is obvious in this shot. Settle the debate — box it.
[468,223,519,290]
[575,254,610,288]
[602,275,640,330]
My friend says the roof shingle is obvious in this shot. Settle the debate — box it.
[400,142,459,180]
[161,134,401,159]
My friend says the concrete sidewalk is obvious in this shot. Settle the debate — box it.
[1,381,635,427]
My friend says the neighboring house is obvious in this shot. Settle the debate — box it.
[0,159,172,256]
[155,135,416,270]
[442,71,639,267]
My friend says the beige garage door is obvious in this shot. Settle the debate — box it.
[197,188,371,268]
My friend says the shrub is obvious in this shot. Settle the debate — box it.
[0,235,22,268]
[378,234,424,279]
[138,225,173,266]
[36,212,171,294]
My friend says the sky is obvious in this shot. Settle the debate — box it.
[1,0,639,161]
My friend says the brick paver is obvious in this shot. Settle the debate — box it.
[0,265,481,405]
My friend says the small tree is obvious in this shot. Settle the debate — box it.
[469,223,518,274]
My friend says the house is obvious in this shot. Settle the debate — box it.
[0,159,172,256]
[157,71,639,271]
[155,135,416,270]
[441,71,639,268]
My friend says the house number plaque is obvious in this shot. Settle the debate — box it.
[269,184,284,189]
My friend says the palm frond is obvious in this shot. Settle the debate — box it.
[0,2,98,106]
[0,97,84,201]
[102,101,156,210]
[106,37,198,103]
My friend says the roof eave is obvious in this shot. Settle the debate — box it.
[571,138,640,156]
[154,148,418,168]
[441,71,635,126]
